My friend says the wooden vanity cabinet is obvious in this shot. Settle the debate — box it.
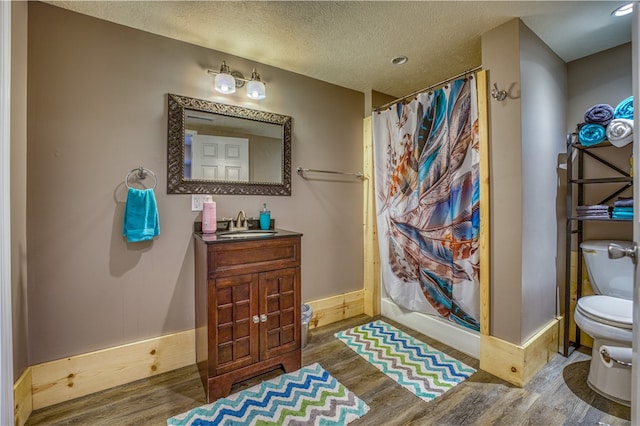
[194,232,302,402]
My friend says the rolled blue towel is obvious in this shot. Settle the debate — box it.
[614,96,633,119]
[584,104,614,126]
[578,123,606,146]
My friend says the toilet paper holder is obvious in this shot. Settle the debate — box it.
[600,347,632,367]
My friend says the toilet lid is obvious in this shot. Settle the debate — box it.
[576,295,633,330]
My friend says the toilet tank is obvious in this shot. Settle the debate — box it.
[580,240,634,300]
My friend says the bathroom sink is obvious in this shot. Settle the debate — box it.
[217,230,277,238]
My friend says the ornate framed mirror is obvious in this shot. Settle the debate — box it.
[167,94,292,195]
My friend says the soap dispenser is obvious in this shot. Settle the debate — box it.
[202,196,217,234]
[259,203,271,230]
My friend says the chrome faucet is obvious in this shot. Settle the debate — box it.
[235,210,248,230]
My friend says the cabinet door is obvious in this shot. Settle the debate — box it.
[259,267,301,360]
[211,273,259,375]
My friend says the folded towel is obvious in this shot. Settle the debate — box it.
[576,211,609,215]
[576,210,609,215]
[123,188,160,243]
[614,96,634,119]
[606,118,634,147]
[577,215,611,220]
[612,214,633,220]
[613,206,633,213]
[612,209,633,217]
[578,123,606,146]
[576,204,609,211]
[584,104,614,126]
[614,197,633,207]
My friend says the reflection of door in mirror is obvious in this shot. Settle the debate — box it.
[191,135,249,181]
[167,94,292,195]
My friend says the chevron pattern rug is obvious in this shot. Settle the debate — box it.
[167,363,369,425]
[335,320,476,402]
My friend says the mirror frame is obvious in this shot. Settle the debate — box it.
[167,93,292,195]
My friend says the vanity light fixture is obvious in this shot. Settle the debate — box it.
[213,61,236,94]
[612,2,633,17]
[246,69,266,100]
[208,61,267,99]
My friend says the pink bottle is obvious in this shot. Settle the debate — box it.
[202,198,217,234]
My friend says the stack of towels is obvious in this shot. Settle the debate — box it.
[612,196,633,220]
[576,204,610,219]
[578,96,634,147]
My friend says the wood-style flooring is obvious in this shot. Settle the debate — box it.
[26,315,631,425]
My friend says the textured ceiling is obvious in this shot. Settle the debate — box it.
[45,1,632,98]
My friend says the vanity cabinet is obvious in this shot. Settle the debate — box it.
[194,230,302,402]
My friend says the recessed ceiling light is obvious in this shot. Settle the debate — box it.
[612,2,633,17]
[391,56,408,65]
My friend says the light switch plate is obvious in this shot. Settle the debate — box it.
[191,195,208,212]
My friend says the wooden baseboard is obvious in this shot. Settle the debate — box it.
[13,366,32,426]
[479,317,560,387]
[30,329,195,410]
[306,290,365,329]
[16,291,365,416]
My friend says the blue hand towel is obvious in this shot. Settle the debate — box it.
[614,96,634,119]
[578,123,606,146]
[123,188,160,243]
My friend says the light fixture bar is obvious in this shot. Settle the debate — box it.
[207,69,267,85]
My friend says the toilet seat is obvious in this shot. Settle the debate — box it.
[574,295,633,345]
[576,295,633,330]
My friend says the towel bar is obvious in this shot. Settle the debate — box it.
[297,167,366,179]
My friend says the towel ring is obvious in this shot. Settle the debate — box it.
[126,166,157,189]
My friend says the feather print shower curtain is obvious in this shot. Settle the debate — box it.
[373,77,480,331]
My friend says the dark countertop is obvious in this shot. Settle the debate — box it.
[194,228,302,244]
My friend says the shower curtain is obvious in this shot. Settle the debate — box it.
[373,76,480,332]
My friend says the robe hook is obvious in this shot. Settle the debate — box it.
[491,83,507,101]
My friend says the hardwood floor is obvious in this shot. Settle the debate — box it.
[26,315,631,425]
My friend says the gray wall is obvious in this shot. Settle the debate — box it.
[566,43,633,242]
[481,19,524,343]
[11,1,28,377]
[482,19,566,345]
[519,22,567,342]
[25,2,363,365]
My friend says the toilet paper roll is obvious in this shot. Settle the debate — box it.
[600,345,632,368]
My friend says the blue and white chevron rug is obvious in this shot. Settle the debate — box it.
[335,320,476,402]
[167,363,369,425]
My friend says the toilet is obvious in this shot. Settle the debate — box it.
[573,240,634,406]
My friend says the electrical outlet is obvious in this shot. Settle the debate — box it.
[191,195,208,212]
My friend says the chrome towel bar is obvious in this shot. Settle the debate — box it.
[297,167,366,180]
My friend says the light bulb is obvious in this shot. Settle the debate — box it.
[246,69,266,100]
[612,3,633,16]
[215,73,236,94]
[214,61,236,94]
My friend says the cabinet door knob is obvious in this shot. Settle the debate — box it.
[252,315,260,324]
[260,314,267,323]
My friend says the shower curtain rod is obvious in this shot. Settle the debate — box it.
[374,65,483,112]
